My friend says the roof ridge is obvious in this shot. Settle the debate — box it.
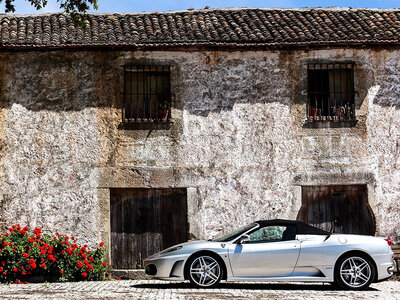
[1,7,400,18]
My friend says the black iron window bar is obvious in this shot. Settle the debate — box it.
[307,63,355,122]
[123,65,171,123]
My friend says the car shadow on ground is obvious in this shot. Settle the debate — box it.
[132,282,379,291]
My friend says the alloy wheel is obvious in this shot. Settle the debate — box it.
[339,256,372,288]
[189,255,221,287]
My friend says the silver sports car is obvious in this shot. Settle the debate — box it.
[144,219,394,290]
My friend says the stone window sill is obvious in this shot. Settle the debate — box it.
[118,119,174,130]
[304,117,358,128]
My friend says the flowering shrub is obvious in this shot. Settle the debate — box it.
[0,225,108,284]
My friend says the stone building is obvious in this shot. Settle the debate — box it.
[0,7,399,269]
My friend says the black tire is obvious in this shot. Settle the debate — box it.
[185,254,223,288]
[334,254,376,290]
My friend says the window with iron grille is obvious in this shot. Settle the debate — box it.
[307,63,355,122]
[123,65,171,122]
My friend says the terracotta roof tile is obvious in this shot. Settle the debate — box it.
[1,7,400,49]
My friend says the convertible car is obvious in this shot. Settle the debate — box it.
[144,219,394,290]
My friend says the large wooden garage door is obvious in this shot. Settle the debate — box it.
[110,188,188,269]
[297,185,375,235]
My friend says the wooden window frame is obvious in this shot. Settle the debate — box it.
[123,65,171,123]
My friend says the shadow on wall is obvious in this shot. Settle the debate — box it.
[0,51,123,112]
[1,50,398,115]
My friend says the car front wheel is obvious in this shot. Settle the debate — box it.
[187,254,223,288]
[335,254,375,290]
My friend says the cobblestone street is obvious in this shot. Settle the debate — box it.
[0,280,398,299]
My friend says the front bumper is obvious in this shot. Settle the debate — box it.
[143,254,188,280]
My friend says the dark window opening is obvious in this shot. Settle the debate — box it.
[307,63,355,122]
[123,65,171,123]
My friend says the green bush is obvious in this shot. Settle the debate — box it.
[0,224,107,284]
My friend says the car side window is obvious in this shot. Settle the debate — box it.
[248,225,296,243]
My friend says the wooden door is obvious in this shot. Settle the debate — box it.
[297,185,375,235]
[110,188,188,269]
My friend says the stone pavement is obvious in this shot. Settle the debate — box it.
[0,280,399,300]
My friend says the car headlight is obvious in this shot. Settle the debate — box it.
[159,245,183,255]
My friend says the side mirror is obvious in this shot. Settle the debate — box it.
[238,234,251,244]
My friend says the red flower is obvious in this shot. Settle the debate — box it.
[23,253,29,258]
[89,257,94,262]
[48,255,56,262]
[22,272,26,276]
[13,267,18,272]
[20,230,26,235]
[28,259,35,264]
[117,277,121,280]
[31,263,37,269]
[66,248,73,255]
[40,263,47,268]
[28,238,34,243]
[0,267,3,272]
[102,262,107,267]
[84,259,89,265]
[59,269,63,274]
[33,228,41,235]
[2,271,6,275]
[99,242,104,247]
[82,272,87,278]
[77,262,83,268]
[1,261,5,265]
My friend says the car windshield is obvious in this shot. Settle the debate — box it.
[213,223,257,242]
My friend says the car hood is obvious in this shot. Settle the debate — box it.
[146,240,228,260]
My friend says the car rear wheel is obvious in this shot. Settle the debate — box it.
[335,254,375,290]
[187,255,223,288]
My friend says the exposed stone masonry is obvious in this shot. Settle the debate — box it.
[0,47,399,262]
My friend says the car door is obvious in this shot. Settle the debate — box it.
[227,225,300,277]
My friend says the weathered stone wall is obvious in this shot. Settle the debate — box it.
[0,48,399,255]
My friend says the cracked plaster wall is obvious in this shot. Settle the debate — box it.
[0,48,399,253]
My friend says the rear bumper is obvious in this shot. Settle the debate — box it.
[374,252,394,281]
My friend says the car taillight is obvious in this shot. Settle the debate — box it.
[385,238,392,246]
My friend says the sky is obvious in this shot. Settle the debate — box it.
[1,0,400,14]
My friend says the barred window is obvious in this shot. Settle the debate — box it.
[123,65,171,122]
[307,63,355,121]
